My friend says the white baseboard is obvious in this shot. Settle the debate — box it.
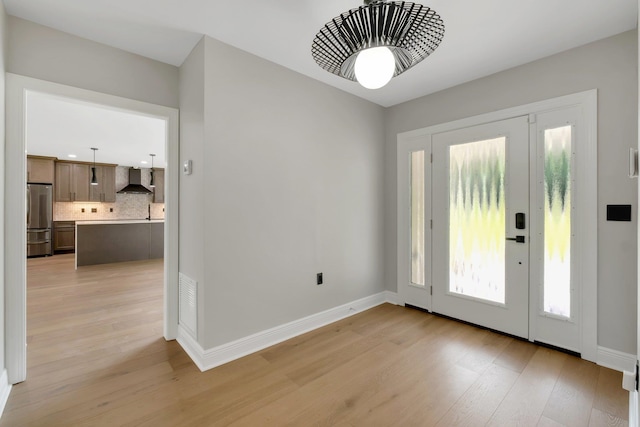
[0,370,12,419]
[177,291,395,372]
[178,293,637,377]
[597,346,636,373]
[176,327,206,371]
[383,290,400,305]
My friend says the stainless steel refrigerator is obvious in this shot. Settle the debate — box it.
[27,183,53,257]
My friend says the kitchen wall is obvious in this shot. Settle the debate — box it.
[384,30,638,355]
[54,166,164,221]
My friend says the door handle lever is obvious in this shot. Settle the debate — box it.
[506,235,525,243]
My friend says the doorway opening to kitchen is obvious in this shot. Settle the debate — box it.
[6,74,179,384]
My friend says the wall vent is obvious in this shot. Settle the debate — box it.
[179,273,197,338]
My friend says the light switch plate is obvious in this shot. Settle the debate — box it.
[183,160,192,175]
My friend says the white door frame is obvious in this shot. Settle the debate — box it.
[5,73,180,384]
[397,90,597,362]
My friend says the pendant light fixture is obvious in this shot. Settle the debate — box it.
[149,154,155,188]
[311,0,445,90]
[90,148,98,186]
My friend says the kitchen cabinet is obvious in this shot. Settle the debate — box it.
[89,165,116,202]
[53,221,75,253]
[149,222,164,258]
[152,168,165,203]
[76,220,164,266]
[27,156,55,183]
[55,162,90,202]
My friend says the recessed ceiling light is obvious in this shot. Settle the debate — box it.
[141,160,148,164]
[68,154,77,158]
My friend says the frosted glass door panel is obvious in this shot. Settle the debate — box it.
[411,151,425,286]
[449,138,505,303]
[533,106,583,354]
[543,126,572,318]
[398,139,432,311]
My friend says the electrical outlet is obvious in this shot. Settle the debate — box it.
[110,208,113,212]
[317,273,323,285]
[91,208,97,213]
[81,208,85,213]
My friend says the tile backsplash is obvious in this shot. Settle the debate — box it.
[54,166,165,221]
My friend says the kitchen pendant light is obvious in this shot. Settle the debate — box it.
[149,154,155,188]
[90,148,98,186]
[311,0,445,90]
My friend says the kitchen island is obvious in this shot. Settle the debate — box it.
[75,219,164,268]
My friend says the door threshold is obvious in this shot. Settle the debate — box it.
[404,303,430,314]
[533,340,581,358]
[403,305,581,358]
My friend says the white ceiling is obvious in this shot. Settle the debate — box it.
[12,1,637,166]
[26,92,166,167]
[4,0,637,108]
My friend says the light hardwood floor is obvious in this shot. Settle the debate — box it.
[1,254,629,426]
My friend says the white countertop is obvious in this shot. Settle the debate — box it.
[76,219,165,225]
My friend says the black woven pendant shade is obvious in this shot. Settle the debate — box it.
[311,0,444,83]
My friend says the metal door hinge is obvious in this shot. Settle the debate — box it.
[430,219,433,229]
[430,286,432,296]
[430,153,433,163]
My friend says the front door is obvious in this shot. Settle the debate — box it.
[397,93,597,358]
[431,116,530,338]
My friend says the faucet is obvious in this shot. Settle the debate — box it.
[146,204,151,221]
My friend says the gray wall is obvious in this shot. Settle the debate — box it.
[0,2,7,377]
[384,30,638,354]
[178,36,386,349]
[7,16,179,108]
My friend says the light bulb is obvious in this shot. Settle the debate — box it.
[354,46,395,89]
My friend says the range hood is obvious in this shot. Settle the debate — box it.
[117,168,153,194]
